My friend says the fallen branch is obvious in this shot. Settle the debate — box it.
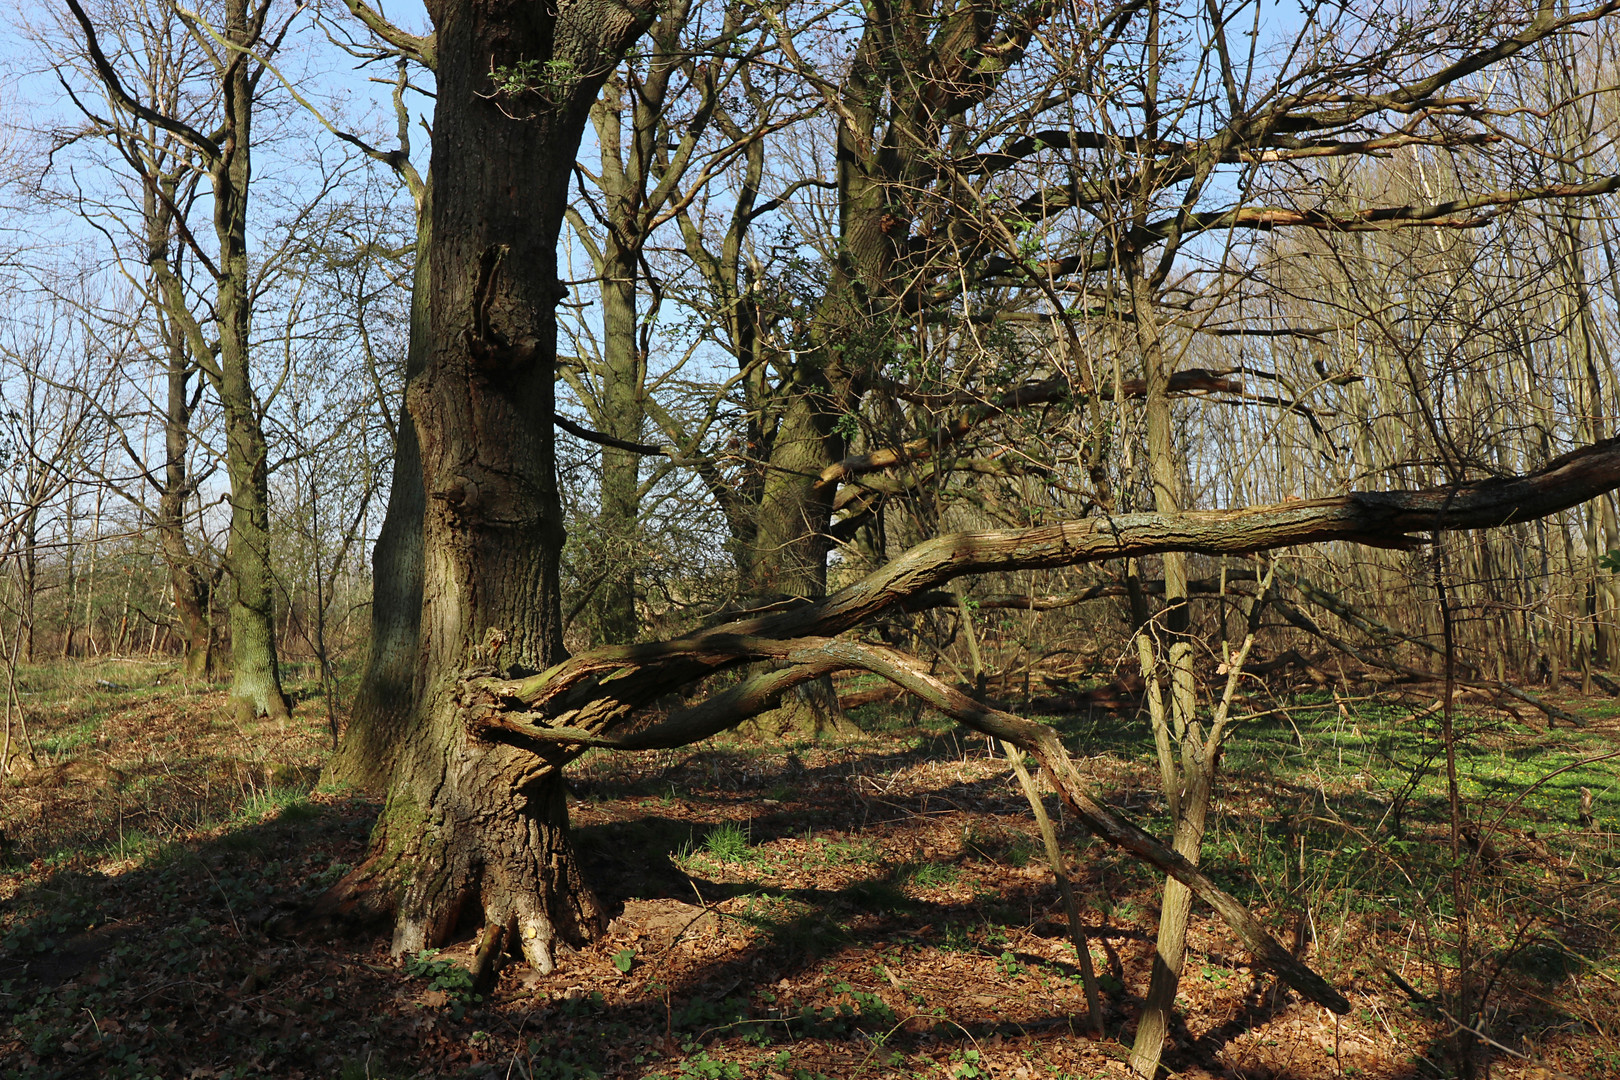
[474,636,1351,1013]
[480,438,1620,740]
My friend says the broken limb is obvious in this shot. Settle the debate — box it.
[477,635,1351,1013]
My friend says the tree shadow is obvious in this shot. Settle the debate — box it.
[5,710,1608,1079]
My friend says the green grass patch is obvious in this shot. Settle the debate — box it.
[903,862,959,888]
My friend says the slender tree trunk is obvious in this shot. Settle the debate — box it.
[1129,262,1206,1080]
[150,184,215,682]
[214,0,289,722]
[160,513,214,681]
[594,246,643,645]
[575,28,705,646]
[20,508,37,664]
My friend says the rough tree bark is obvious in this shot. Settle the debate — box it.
[324,0,655,972]
[155,304,215,680]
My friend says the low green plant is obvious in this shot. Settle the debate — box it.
[1003,834,1040,867]
[404,949,480,1016]
[949,1048,984,1078]
[828,980,896,1028]
[813,837,882,866]
[646,1050,742,1079]
[702,821,753,863]
[905,862,958,888]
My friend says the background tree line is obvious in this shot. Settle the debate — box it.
[5,1,1618,702]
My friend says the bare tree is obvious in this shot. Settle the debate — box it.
[316,16,1620,1060]
[65,0,299,720]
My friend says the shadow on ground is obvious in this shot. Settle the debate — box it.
[5,706,1613,1079]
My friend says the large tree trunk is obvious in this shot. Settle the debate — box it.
[742,364,853,736]
[748,365,844,600]
[327,0,653,971]
[735,67,892,735]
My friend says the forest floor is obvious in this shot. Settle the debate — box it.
[1,658,1618,1080]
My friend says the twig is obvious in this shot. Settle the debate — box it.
[1003,742,1105,1036]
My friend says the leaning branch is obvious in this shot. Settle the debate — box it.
[485,436,1620,741]
[460,438,1620,1009]
[471,636,1351,1013]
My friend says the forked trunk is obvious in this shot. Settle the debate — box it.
[324,0,653,970]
